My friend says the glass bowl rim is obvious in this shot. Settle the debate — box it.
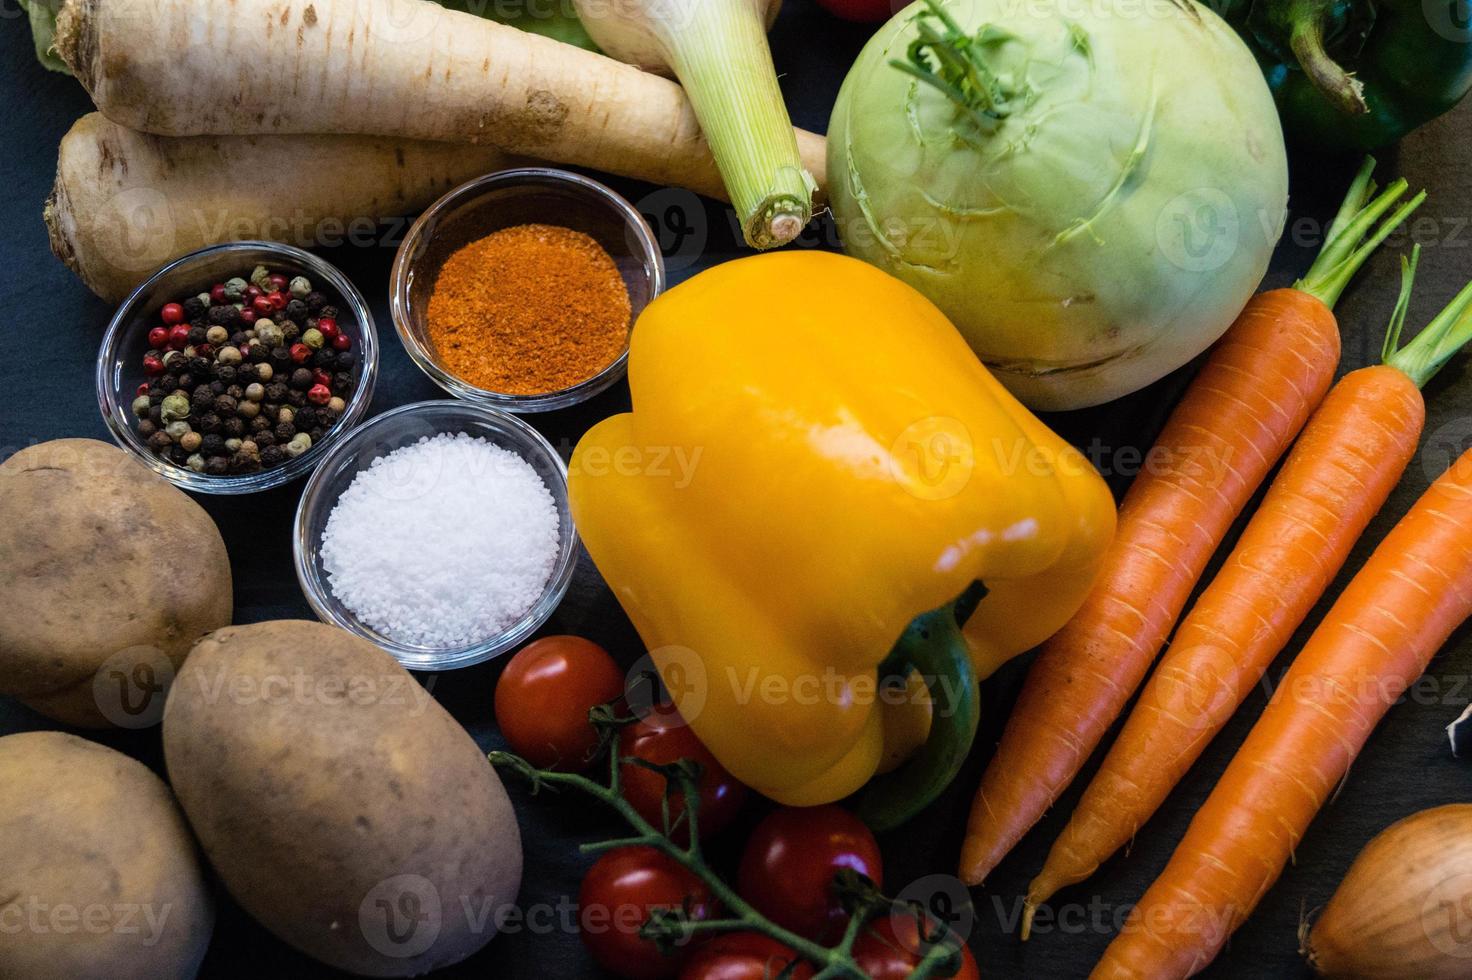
[389,166,665,413]
[95,240,380,495]
[292,398,580,671]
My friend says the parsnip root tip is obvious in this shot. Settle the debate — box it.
[1021,900,1037,942]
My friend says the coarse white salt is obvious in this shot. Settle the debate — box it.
[320,431,560,649]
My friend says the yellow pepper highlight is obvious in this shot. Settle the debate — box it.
[570,252,1114,810]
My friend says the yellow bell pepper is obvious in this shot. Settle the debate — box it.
[570,252,1114,825]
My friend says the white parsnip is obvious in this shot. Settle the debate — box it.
[53,0,826,203]
[46,113,515,302]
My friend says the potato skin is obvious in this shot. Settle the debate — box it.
[0,731,214,980]
[0,439,232,727]
[162,621,523,976]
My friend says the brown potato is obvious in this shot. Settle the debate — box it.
[162,621,523,976]
[0,439,231,727]
[0,731,214,979]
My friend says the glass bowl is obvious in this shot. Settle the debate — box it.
[293,400,579,671]
[97,241,379,494]
[391,167,665,412]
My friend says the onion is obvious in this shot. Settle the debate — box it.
[1304,804,1472,979]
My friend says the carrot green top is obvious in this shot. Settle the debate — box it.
[1295,156,1427,310]
[1382,244,1472,389]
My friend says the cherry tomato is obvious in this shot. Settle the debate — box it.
[679,931,815,980]
[737,805,882,941]
[620,707,748,842]
[494,635,623,771]
[852,912,979,980]
[814,0,896,22]
[580,846,719,980]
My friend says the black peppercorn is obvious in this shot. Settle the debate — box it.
[336,351,355,371]
[270,346,291,369]
[237,363,257,382]
[265,382,289,402]
[159,373,180,392]
[177,373,196,390]
[191,387,214,410]
[286,390,306,408]
[255,431,276,448]
[332,372,353,392]
[285,299,308,322]
[260,445,286,467]
[274,421,296,442]
[289,368,313,391]
[248,344,269,363]
[198,412,222,434]
[229,331,249,348]
[250,415,272,434]
[214,394,238,416]
[207,305,235,327]
[319,305,339,320]
[183,296,207,320]
[216,365,237,384]
[205,456,229,476]
[200,434,224,456]
[210,380,227,396]
[137,419,158,439]
[313,349,337,369]
[225,384,244,400]
[309,427,327,443]
[149,389,166,406]
[281,323,301,343]
[148,405,164,424]
[229,451,260,474]
[170,445,191,465]
[305,291,327,312]
[147,431,173,452]
[187,326,207,345]
[189,356,211,375]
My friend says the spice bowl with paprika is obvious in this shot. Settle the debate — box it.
[97,241,379,494]
[391,168,664,412]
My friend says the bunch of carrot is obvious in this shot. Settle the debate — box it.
[962,160,1472,976]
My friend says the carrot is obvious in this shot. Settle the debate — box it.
[51,0,827,219]
[45,114,516,303]
[1028,244,1456,931]
[1092,292,1472,976]
[958,159,1423,887]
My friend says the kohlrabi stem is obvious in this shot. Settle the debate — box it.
[656,1,815,249]
[1383,244,1472,389]
[890,0,1020,136]
[1296,157,1426,309]
[1286,0,1368,117]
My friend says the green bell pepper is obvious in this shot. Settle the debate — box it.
[1206,0,1472,150]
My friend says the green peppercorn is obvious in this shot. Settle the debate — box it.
[285,432,312,458]
[301,328,324,350]
[187,453,206,473]
[250,265,272,290]
[160,393,191,423]
[164,420,191,441]
[224,438,243,453]
[131,395,151,418]
[180,431,202,453]
[327,396,346,415]
[256,320,284,347]
[289,275,312,298]
[224,277,248,302]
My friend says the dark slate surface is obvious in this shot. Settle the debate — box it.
[4,4,1472,977]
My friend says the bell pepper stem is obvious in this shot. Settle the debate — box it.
[854,601,981,833]
[1286,0,1369,116]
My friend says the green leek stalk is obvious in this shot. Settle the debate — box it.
[575,0,815,249]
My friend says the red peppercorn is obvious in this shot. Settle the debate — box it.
[160,302,185,325]
[307,384,332,406]
[147,326,169,349]
[143,354,165,376]
[290,343,312,364]
[316,318,339,341]
[313,368,332,388]
[331,333,351,351]
[136,383,150,396]
[168,324,191,349]
[210,283,228,304]
[245,284,262,301]
[251,296,274,317]
[268,291,288,312]
[268,273,289,291]
[195,343,213,358]
[239,308,258,326]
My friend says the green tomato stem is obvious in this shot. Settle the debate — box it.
[657,0,814,249]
